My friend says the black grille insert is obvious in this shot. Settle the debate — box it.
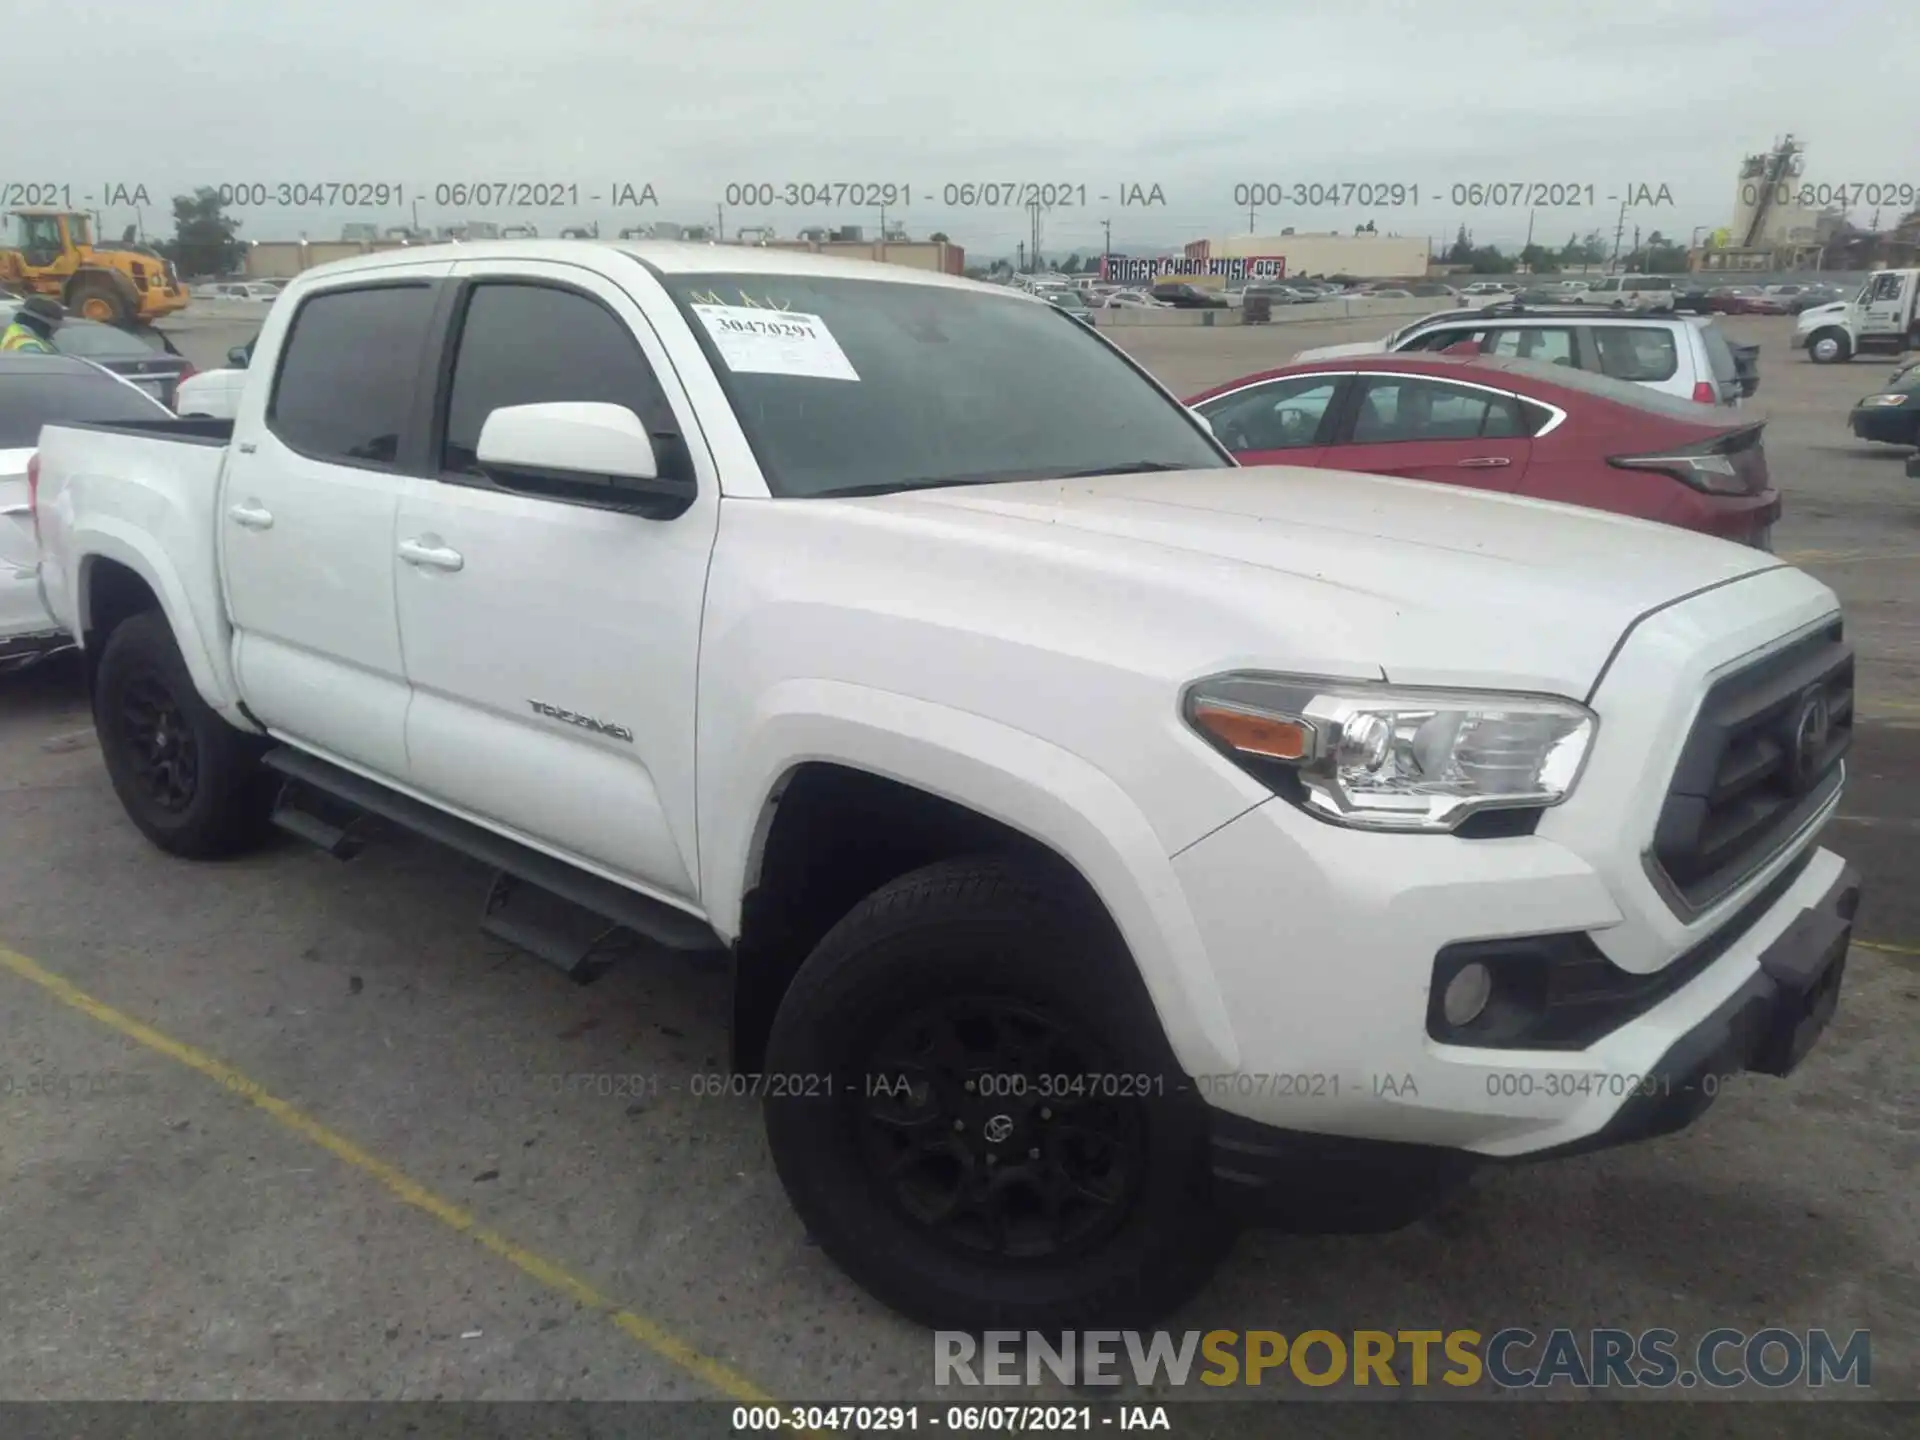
[1648,620,1851,915]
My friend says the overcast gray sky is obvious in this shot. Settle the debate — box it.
[15,0,1917,258]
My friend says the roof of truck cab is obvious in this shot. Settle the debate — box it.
[289,239,1008,296]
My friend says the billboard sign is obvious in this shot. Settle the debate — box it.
[1100,254,1286,283]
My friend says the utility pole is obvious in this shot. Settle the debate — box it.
[1102,217,1112,279]
[715,204,724,242]
[1027,199,1043,273]
[1523,207,1535,256]
[1610,200,1627,272]
[1017,240,1026,273]
[1248,201,1257,233]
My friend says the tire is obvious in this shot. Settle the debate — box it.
[1807,330,1850,364]
[762,856,1232,1331]
[66,276,128,325]
[93,611,275,858]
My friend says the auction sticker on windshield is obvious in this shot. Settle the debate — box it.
[691,304,860,381]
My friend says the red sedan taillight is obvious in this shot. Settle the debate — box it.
[1609,425,1768,495]
[1691,381,1718,405]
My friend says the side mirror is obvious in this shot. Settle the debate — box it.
[476,402,693,518]
[227,345,250,368]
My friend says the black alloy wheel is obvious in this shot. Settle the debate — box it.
[858,996,1146,1262]
[117,672,199,812]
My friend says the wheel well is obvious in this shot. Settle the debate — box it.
[729,763,1108,1071]
[80,558,160,691]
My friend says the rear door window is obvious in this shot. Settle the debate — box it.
[1588,326,1679,382]
[1484,327,1578,366]
[1348,377,1521,442]
[267,282,438,468]
[1399,327,1484,352]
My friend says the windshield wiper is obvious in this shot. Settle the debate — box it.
[1053,461,1192,478]
[810,473,1046,499]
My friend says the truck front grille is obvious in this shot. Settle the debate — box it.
[1647,619,1851,916]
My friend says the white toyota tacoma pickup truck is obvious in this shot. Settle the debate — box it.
[31,242,1860,1330]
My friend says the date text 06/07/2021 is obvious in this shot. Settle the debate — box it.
[0,181,665,209]
[719,182,1169,209]
[731,1404,1171,1432]
[1228,181,1678,209]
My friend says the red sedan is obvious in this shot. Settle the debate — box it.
[1185,352,1780,546]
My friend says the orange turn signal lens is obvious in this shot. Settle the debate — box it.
[1191,701,1313,761]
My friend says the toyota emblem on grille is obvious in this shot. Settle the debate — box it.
[1789,688,1833,790]
[983,1114,1015,1144]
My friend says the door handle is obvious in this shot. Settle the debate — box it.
[227,502,274,529]
[1455,456,1512,468]
[398,538,464,572]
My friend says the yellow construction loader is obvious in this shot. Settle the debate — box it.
[1,208,190,325]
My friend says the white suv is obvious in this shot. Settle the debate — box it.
[1295,307,1747,406]
[1581,274,1677,311]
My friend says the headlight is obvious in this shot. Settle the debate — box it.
[1183,674,1596,832]
[1857,394,1910,407]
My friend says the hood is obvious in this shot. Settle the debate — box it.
[869,468,1783,698]
[1290,339,1388,362]
[1795,301,1849,328]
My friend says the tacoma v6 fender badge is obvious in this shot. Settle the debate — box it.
[528,700,635,742]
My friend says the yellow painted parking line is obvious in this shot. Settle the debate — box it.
[0,943,781,1407]
[1860,696,1920,716]
[1856,939,1920,959]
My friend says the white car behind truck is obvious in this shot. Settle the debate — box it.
[1796,268,1920,364]
[31,242,1861,1329]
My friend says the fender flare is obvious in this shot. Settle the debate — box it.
[71,523,252,727]
[703,679,1242,1075]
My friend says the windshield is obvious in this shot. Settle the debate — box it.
[661,272,1227,497]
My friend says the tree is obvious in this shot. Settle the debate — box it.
[165,187,244,278]
[930,231,951,243]
[1518,243,1559,274]
[1061,252,1083,272]
[1445,225,1474,265]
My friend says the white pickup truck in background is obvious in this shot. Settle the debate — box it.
[31,242,1861,1330]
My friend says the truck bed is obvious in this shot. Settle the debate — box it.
[33,418,246,716]
[52,416,235,446]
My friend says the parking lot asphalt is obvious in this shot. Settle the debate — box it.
[1,310,1913,1415]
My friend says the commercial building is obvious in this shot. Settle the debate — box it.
[1183,231,1431,280]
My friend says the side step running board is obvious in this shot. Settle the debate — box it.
[261,747,725,976]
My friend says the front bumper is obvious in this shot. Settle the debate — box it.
[1164,566,1853,1175]
[1849,406,1919,444]
[1206,860,1859,1224]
